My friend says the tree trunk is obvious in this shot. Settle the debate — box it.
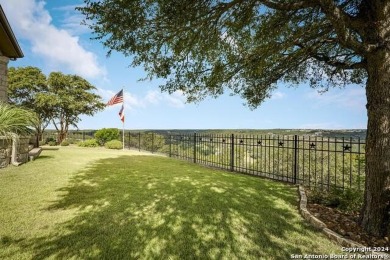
[57,131,67,144]
[360,48,390,237]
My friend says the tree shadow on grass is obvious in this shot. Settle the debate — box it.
[14,156,337,259]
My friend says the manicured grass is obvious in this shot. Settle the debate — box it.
[0,146,340,259]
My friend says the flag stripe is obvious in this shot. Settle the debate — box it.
[119,105,125,123]
[106,89,123,106]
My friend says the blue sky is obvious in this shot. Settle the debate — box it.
[1,0,367,130]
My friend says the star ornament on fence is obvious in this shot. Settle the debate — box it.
[343,145,351,151]
[310,142,316,149]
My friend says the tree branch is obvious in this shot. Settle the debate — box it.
[295,40,367,70]
[316,0,370,54]
[260,0,317,10]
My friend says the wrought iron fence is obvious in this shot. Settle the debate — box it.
[126,132,365,191]
[42,130,365,191]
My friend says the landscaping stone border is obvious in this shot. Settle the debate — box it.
[298,185,389,258]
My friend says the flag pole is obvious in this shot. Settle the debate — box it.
[122,87,125,150]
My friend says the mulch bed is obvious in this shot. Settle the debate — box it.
[307,202,390,247]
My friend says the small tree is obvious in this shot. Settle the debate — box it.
[8,66,52,146]
[8,67,105,145]
[94,128,120,145]
[47,72,105,143]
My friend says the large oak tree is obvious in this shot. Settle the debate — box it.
[79,0,390,236]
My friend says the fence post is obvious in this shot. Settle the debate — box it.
[82,131,85,141]
[230,134,234,172]
[138,132,141,152]
[128,132,131,149]
[169,135,172,157]
[151,133,154,153]
[293,135,298,184]
[193,133,197,163]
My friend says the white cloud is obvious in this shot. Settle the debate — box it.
[142,90,185,108]
[145,91,162,105]
[98,89,186,110]
[270,91,285,100]
[165,90,186,108]
[306,87,366,111]
[1,0,104,78]
[52,4,91,35]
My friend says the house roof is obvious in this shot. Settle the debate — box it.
[0,5,23,59]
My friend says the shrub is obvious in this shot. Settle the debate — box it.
[94,128,120,145]
[48,141,56,146]
[46,137,56,144]
[308,188,363,212]
[0,102,38,137]
[65,138,77,144]
[78,139,99,147]
[60,140,70,146]
[105,140,123,149]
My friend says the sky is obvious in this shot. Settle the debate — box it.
[1,0,367,130]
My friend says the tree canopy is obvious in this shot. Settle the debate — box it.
[79,0,371,108]
[79,0,390,237]
[8,67,53,143]
[8,67,105,143]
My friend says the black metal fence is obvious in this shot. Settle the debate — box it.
[167,133,365,191]
[43,131,365,191]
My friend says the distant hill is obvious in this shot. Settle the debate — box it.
[45,128,367,140]
[127,129,367,140]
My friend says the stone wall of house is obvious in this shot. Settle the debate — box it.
[0,137,32,168]
[17,137,31,164]
[0,55,9,103]
[0,137,12,168]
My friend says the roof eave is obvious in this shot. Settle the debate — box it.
[0,5,23,59]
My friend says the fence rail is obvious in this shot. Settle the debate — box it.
[43,131,365,191]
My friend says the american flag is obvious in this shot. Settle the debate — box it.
[119,104,125,123]
[106,89,123,106]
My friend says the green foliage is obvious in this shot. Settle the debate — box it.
[104,140,123,149]
[95,128,120,145]
[309,188,363,212]
[0,102,38,137]
[8,67,52,141]
[48,141,57,146]
[64,138,77,144]
[78,139,99,147]
[47,72,105,143]
[60,140,70,146]
[141,133,165,152]
[79,1,368,108]
[45,137,56,144]
[8,67,106,144]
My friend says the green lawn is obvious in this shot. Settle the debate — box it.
[0,146,341,259]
